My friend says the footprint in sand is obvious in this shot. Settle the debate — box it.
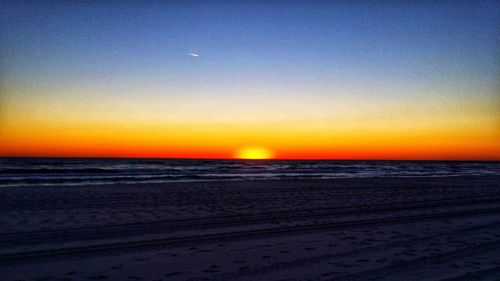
[88,274,108,280]
[165,272,183,277]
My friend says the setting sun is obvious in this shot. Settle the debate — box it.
[235,147,275,159]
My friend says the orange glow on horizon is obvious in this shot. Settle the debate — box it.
[234,147,275,159]
[1,123,499,160]
[1,85,499,161]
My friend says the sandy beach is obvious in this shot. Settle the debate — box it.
[1,176,500,281]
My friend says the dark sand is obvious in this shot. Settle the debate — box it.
[1,176,500,280]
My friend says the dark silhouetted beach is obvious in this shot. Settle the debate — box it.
[1,160,500,280]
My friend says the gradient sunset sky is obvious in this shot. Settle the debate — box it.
[0,1,499,160]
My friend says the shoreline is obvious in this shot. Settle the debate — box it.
[2,174,499,189]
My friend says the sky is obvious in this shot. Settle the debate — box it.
[0,1,499,160]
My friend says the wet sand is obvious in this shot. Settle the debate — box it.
[1,176,500,280]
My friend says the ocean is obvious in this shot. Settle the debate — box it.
[0,158,498,187]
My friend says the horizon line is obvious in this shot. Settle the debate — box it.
[1,156,499,162]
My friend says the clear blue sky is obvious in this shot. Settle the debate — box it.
[0,1,499,159]
[1,1,498,90]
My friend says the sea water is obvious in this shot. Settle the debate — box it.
[0,158,498,187]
